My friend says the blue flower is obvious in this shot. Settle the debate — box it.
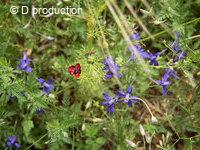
[163,68,179,81]
[171,32,181,52]
[128,32,149,61]
[156,68,179,96]
[170,32,187,62]
[173,55,179,62]
[36,108,45,115]
[156,79,171,96]
[18,51,32,73]
[173,51,187,62]
[103,56,122,79]
[6,136,20,149]
[129,32,141,41]
[147,52,160,66]
[179,51,187,60]
[8,94,17,101]
[101,93,119,114]
[117,85,140,107]
[128,44,149,61]
[38,78,54,95]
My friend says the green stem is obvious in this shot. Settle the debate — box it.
[26,133,48,150]
[143,136,146,149]
[124,97,154,117]
[136,98,154,117]
[140,17,200,42]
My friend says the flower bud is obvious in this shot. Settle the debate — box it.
[151,116,158,123]
[81,124,85,131]
[125,139,137,148]
[145,133,151,144]
[139,124,145,136]
[85,101,91,110]
[92,118,104,123]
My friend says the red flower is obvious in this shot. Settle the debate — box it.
[68,63,81,78]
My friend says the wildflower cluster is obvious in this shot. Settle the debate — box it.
[102,85,139,114]
[3,51,55,148]
[18,51,54,95]
[128,32,160,66]
[18,52,54,116]
[1,0,199,149]
[101,32,186,113]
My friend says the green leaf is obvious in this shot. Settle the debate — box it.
[95,137,106,145]
[23,118,34,138]
[85,125,100,138]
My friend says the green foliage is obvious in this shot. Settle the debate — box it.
[79,124,106,150]
[0,0,200,149]
[46,106,81,144]
[23,116,34,139]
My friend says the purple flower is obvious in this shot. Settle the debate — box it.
[156,79,171,96]
[170,32,187,62]
[103,56,122,79]
[38,78,54,94]
[147,52,160,66]
[101,93,119,114]
[18,51,32,73]
[129,32,140,41]
[128,44,149,61]
[6,136,20,149]
[8,94,17,101]
[171,32,181,52]
[128,33,149,61]
[180,51,187,60]
[173,51,187,62]
[155,68,179,96]
[173,55,179,62]
[36,108,45,115]
[117,85,140,107]
[163,68,179,81]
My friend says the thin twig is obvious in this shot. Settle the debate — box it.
[26,133,48,150]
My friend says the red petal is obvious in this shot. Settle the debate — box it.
[75,63,81,70]
[74,73,80,78]
[68,66,75,75]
